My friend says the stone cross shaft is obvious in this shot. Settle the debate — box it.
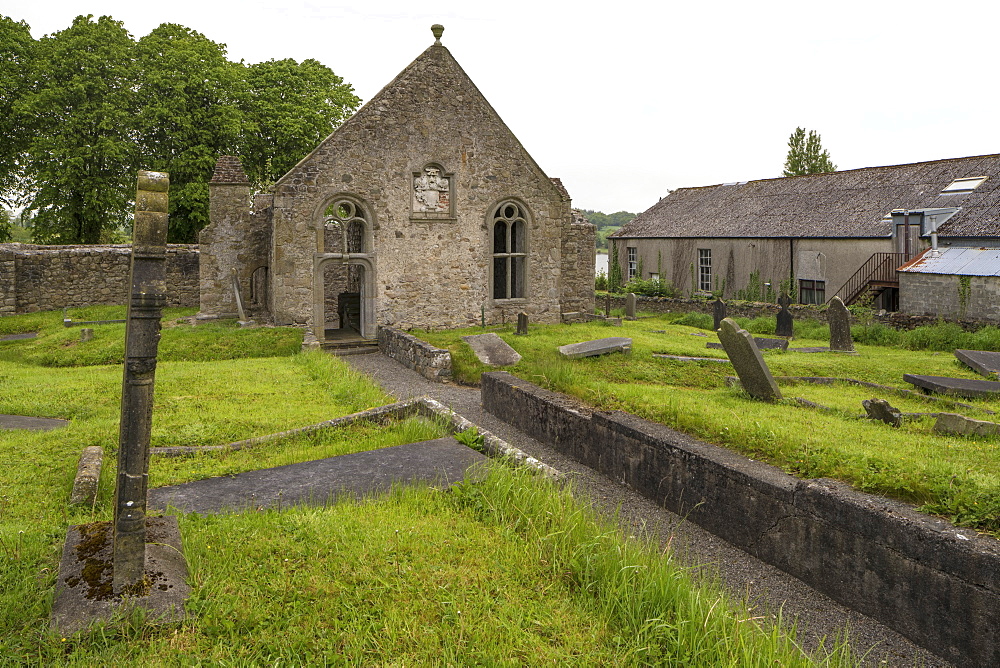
[113,171,169,592]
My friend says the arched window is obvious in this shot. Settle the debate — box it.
[323,198,367,254]
[492,201,527,300]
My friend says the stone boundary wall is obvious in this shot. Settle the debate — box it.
[480,371,999,667]
[604,294,1000,331]
[376,326,452,381]
[0,243,199,315]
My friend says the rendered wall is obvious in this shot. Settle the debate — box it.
[481,371,999,667]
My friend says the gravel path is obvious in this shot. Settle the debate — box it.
[345,352,952,667]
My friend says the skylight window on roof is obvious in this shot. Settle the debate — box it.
[940,176,986,194]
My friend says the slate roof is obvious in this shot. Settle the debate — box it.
[613,154,1000,240]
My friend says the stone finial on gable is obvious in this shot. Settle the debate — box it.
[431,24,444,45]
[210,155,249,184]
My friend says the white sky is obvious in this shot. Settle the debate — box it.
[8,0,1000,214]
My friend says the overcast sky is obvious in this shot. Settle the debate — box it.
[8,0,1000,214]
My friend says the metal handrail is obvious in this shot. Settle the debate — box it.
[833,252,907,305]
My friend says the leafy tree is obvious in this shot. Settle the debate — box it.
[241,58,361,190]
[782,127,836,177]
[135,23,245,242]
[18,15,139,243]
[0,16,35,213]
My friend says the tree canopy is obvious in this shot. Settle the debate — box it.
[782,127,836,177]
[0,14,361,244]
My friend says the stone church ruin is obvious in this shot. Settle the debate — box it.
[198,25,595,344]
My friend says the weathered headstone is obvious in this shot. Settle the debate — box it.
[934,413,1000,437]
[69,446,103,505]
[462,333,521,366]
[625,293,637,320]
[862,398,903,427]
[828,296,855,352]
[515,312,528,336]
[716,318,782,402]
[80,328,94,342]
[712,298,727,331]
[604,294,611,317]
[954,349,1000,378]
[776,293,794,338]
[114,170,171,591]
[558,337,632,359]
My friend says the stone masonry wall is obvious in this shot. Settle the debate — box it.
[560,210,596,316]
[376,326,452,380]
[0,243,199,314]
[480,371,1000,667]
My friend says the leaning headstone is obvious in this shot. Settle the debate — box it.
[80,328,94,342]
[862,398,903,427]
[558,337,632,359]
[625,293,637,320]
[716,318,782,402]
[776,293,794,338]
[954,349,1000,378]
[828,296,855,352]
[462,333,521,366]
[515,312,528,336]
[712,298,727,331]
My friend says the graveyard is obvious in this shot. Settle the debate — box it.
[0,306,864,663]
[417,309,1000,537]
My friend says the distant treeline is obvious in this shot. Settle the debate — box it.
[583,209,636,251]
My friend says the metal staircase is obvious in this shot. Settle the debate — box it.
[832,252,908,306]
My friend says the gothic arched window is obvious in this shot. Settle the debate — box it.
[492,201,527,300]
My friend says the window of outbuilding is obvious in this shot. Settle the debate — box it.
[492,201,527,300]
[799,279,826,305]
[941,177,986,194]
[698,249,712,292]
[627,247,637,281]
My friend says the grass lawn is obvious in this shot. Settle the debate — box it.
[416,313,1000,536]
[0,308,854,665]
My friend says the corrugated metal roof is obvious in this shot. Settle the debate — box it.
[899,247,1000,276]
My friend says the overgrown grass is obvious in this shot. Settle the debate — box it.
[0,309,855,665]
[417,316,1000,535]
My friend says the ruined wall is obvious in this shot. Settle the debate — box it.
[199,157,272,320]
[0,243,199,314]
[559,209,596,315]
[268,41,579,332]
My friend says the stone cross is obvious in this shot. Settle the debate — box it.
[515,311,528,335]
[717,318,782,402]
[712,297,727,331]
[625,293,637,320]
[828,296,855,352]
[776,293,793,338]
[113,171,169,592]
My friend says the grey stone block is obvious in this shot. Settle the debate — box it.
[558,337,631,359]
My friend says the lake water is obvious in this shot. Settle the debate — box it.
[595,252,608,276]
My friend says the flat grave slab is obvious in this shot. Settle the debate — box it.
[653,354,730,364]
[148,437,487,515]
[955,349,1000,378]
[707,336,788,352]
[462,332,521,366]
[0,414,68,431]
[903,374,1000,400]
[790,347,830,353]
[51,516,189,636]
[0,332,36,341]
[558,337,631,359]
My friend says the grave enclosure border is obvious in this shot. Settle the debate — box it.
[480,371,1000,668]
